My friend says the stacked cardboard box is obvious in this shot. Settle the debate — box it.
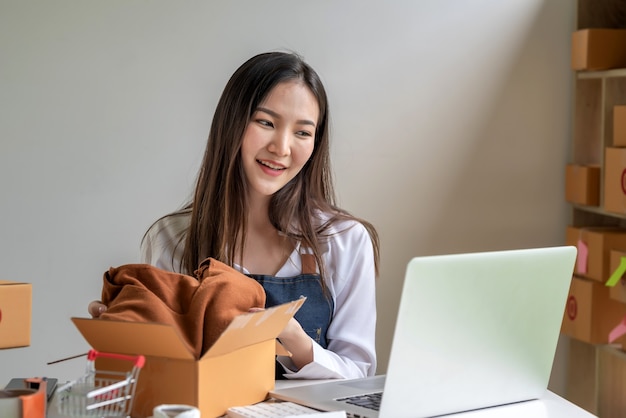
[571,29,626,71]
[0,280,32,349]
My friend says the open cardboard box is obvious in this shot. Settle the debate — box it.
[71,298,305,418]
[0,280,32,349]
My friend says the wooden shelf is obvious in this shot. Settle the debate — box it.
[578,68,626,80]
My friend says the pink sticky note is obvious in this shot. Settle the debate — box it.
[576,239,588,274]
[609,316,626,343]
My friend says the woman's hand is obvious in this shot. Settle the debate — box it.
[277,317,314,369]
[88,301,107,318]
[249,308,313,369]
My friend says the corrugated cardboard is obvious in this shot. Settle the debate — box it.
[609,250,626,304]
[565,164,600,206]
[0,281,32,349]
[566,226,626,282]
[561,275,626,345]
[614,106,626,147]
[571,29,626,71]
[72,298,305,418]
[565,338,598,416]
[597,344,626,417]
[604,147,626,215]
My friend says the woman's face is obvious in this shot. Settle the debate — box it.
[241,80,318,202]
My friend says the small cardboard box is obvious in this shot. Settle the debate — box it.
[565,338,598,415]
[614,106,626,147]
[0,280,32,349]
[604,147,626,214]
[72,298,304,418]
[597,344,626,417]
[571,28,626,71]
[609,249,626,303]
[566,226,626,282]
[561,275,626,345]
[565,164,600,206]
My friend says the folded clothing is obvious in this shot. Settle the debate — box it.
[100,257,266,359]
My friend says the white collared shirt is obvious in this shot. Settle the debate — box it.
[141,211,377,379]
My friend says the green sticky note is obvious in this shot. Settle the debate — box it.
[606,256,626,287]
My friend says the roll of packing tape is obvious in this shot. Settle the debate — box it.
[153,404,201,418]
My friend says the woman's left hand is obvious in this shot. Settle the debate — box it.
[249,308,313,369]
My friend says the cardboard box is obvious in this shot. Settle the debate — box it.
[614,106,626,147]
[72,298,304,418]
[597,344,626,417]
[609,249,626,304]
[561,275,626,345]
[566,226,626,282]
[565,164,600,206]
[571,29,626,71]
[565,338,598,415]
[0,280,32,349]
[604,147,626,214]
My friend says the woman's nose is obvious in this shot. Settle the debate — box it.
[268,131,290,156]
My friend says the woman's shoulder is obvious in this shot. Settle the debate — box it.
[315,209,370,237]
[145,209,192,240]
[141,209,191,268]
[313,210,373,256]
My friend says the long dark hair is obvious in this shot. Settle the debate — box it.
[147,51,379,279]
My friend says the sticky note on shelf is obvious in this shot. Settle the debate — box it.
[606,256,626,287]
[576,239,588,274]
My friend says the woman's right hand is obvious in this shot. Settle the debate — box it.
[88,300,107,318]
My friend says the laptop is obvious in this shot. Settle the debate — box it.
[271,246,577,418]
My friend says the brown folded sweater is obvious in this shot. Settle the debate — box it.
[100,258,266,359]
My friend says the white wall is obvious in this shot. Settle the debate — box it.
[0,0,575,389]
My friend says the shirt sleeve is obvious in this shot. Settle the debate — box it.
[277,220,377,379]
[140,213,189,273]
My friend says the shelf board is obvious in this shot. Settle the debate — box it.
[572,203,626,220]
[578,68,626,79]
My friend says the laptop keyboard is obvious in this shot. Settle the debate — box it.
[336,392,382,411]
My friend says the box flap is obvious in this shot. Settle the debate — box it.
[71,318,194,360]
[0,280,29,286]
[202,298,305,358]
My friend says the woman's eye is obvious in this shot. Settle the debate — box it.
[257,119,273,127]
[296,130,313,138]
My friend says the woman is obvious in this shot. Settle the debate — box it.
[91,51,380,380]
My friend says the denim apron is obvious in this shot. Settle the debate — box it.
[247,253,334,378]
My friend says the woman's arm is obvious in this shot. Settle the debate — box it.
[278,220,377,379]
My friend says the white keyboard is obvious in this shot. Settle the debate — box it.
[226,401,345,418]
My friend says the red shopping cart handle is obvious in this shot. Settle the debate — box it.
[87,349,145,368]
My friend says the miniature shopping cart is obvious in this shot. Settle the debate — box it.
[56,349,145,418]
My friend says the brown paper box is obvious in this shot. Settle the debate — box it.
[604,147,626,215]
[571,29,626,71]
[71,298,305,418]
[565,338,598,415]
[0,280,32,349]
[566,226,626,282]
[565,164,600,206]
[609,250,626,304]
[597,344,626,417]
[561,275,626,345]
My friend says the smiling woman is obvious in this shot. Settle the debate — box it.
[88,51,381,380]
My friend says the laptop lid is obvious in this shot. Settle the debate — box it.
[271,246,576,418]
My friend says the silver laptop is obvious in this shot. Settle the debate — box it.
[271,246,577,418]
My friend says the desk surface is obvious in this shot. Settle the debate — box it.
[46,382,596,418]
[271,380,597,418]
[437,391,595,417]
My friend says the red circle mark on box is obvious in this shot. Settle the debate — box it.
[567,295,577,320]
[621,169,626,195]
